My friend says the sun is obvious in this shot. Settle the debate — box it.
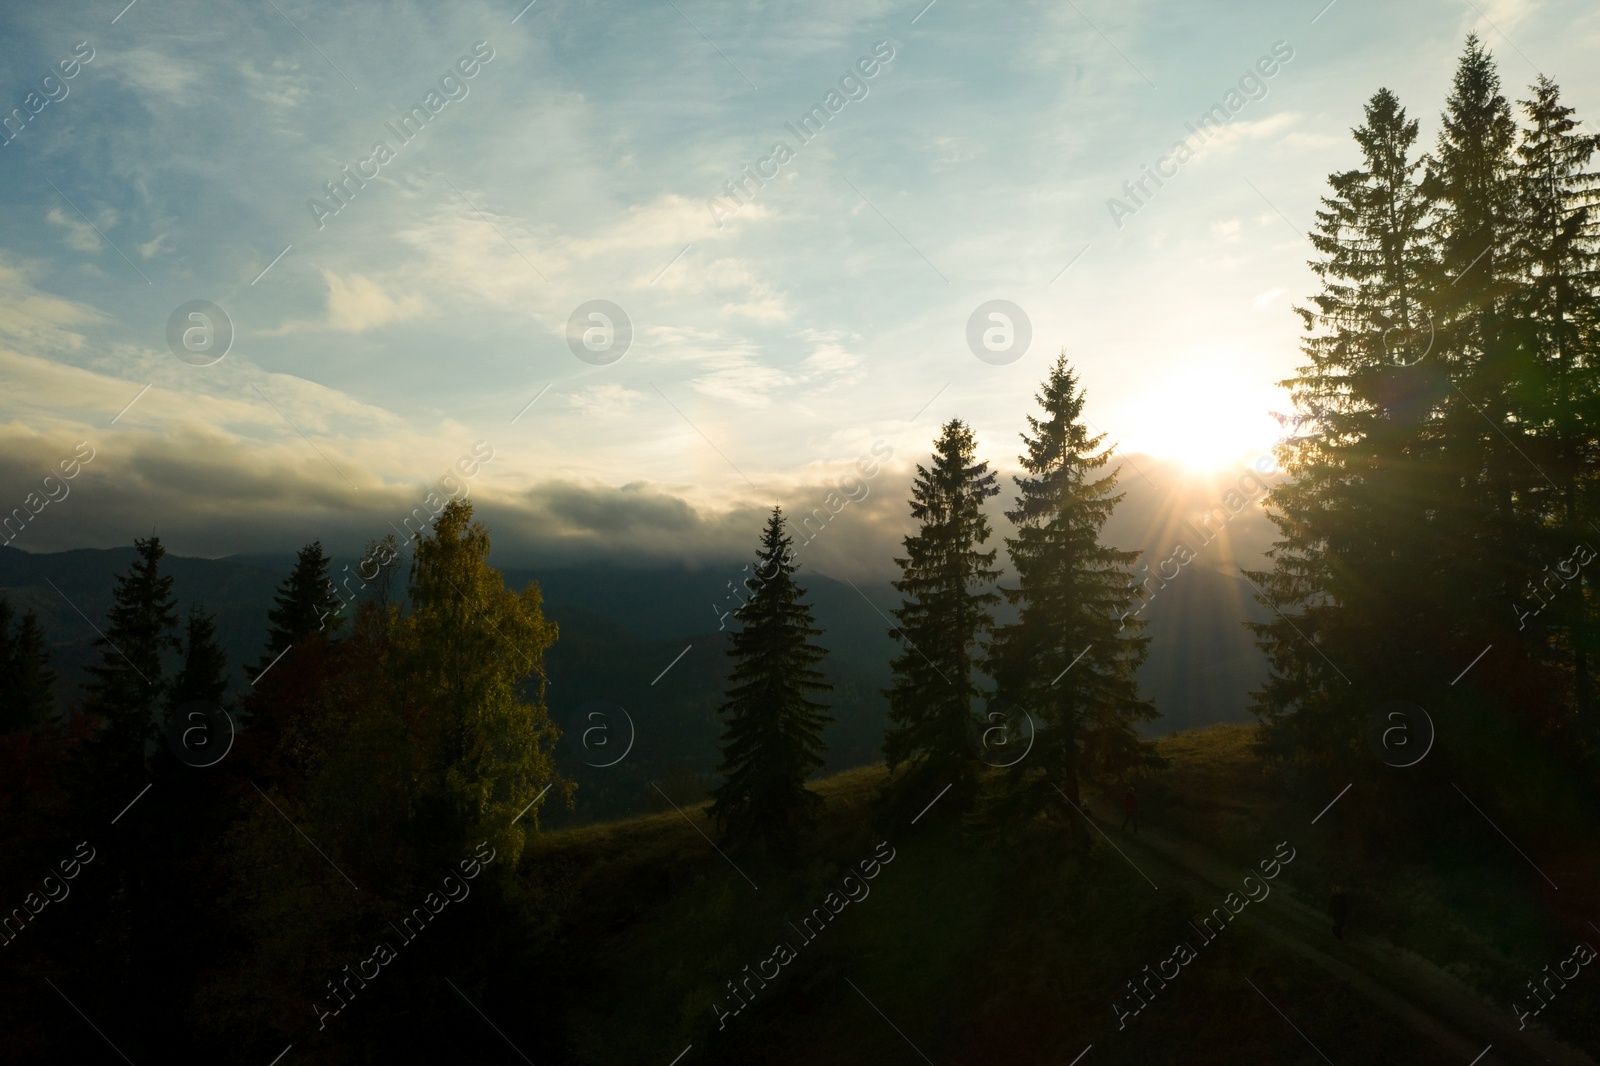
[1116,358,1284,471]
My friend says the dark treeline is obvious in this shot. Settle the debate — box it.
[1250,36,1600,800]
[0,507,565,1062]
[1,34,1597,1063]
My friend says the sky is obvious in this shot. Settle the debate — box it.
[1,0,1597,575]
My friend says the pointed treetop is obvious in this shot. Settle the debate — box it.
[263,541,342,659]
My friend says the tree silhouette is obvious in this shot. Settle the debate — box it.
[240,541,345,788]
[1426,33,1548,662]
[0,598,56,732]
[882,418,1000,816]
[1248,84,1452,770]
[81,536,180,799]
[987,354,1156,842]
[710,507,832,852]
[256,540,343,673]
[171,604,229,710]
[1251,39,1600,775]
[1512,74,1600,745]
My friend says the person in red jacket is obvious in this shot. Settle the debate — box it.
[1122,786,1139,833]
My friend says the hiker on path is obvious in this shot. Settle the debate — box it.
[1121,786,1139,833]
[1330,886,1348,941]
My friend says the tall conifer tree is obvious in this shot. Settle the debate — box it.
[0,596,13,721]
[240,541,344,786]
[0,599,56,732]
[1248,87,1455,767]
[1512,75,1600,739]
[72,538,180,1058]
[882,419,1000,814]
[255,540,342,674]
[1428,36,1544,643]
[987,355,1155,838]
[135,604,234,1053]
[82,536,181,796]
[711,508,832,851]
[171,604,230,710]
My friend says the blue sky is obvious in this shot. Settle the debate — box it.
[2,0,1596,571]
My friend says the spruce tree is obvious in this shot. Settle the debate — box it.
[1316,87,1437,366]
[70,538,180,1057]
[254,540,342,675]
[0,596,12,712]
[172,604,230,707]
[1512,75,1600,743]
[1427,36,1547,647]
[987,355,1155,840]
[710,507,832,852]
[82,536,181,796]
[882,419,1000,814]
[0,599,56,732]
[1428,37,1519,303]
[132,603,234,1054]
[240,541,344,785]
[1248,86,1459,769]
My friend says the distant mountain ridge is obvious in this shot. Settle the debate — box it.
[0,541,1271,821]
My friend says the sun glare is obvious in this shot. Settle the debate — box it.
[1117,361,1284,471]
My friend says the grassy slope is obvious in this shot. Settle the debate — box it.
[511,725,1596,1065]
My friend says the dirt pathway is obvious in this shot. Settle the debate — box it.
[1082,794,1596,1065]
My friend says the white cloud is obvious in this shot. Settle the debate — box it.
[797,329,865,390]
[564,383,644,418]
[266,271,429,335]
[564,193,753,261]
[139,233,172,260]
[239,57,314,117]
[323,271,428,332]
[1470,0,1537,37]
[720,296,788,321]
[928,135,981,173]
[1189,112,1298,159]
[0,255,104,355]
[1253,286,1286,309]
[46,207,101,253]
[107,46,202,98]
[399,200,552,315]
[653,256,790,321]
